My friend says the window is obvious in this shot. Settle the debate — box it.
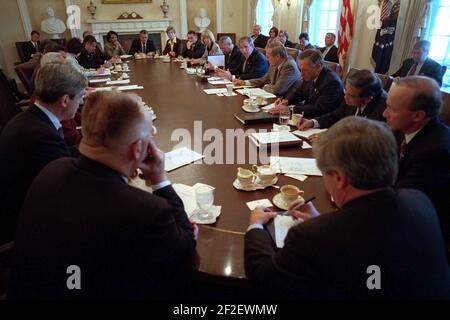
[309,0,340,47]
[428,0,450,90]
[256,0,274,36]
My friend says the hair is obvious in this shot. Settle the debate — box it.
[253,24,262,31]
[106,31,119,43]
[31,30,40,36]
[83,35,97,45]
[395,76,442,117]
[39,52,63,66]
[166,26,176,34]
[139,30,148,35]
[83,31,92,39]
[187,30,198,37]
[313,117,398,190]
[279,30,289,40]
[81,92,150,150]
[326,32,336,40]
[269,27,279,37]
[39,40,66,54]
[299,32,309,41]
[346,69,383,98]
[34,63,87,104]
[267,42,287,59]
[413,40,431,52]
[239,36,254,47]
[201,29,215,43]
[219,36,233,45]
[67,37,83,55]
[299,49,324,67]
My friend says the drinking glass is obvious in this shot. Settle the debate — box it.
[195,186,214,220]
[279,107,290,131]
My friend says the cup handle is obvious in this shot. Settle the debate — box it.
[252,165,258,174]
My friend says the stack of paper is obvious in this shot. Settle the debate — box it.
[270,156,322,176]
[292,128,327,139]
[250,131,302,148]
[165,147,204,172]
[95,69,111,76]
[203,88,228,95]
[89,78,110,84]
[273,216,303,248]
[208,79,232,85]
[236,88,277,99]
[106,79,130,85]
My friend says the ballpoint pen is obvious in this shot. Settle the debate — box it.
[277,196,316,216]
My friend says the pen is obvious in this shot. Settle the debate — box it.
[277,196,316,216]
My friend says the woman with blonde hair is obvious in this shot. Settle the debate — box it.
[192,29,222,65]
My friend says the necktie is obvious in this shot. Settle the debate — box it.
[142,42,146,53]
[399,136,407,160]
[57,127,65,140]
[170,40,174,51]
[243,59,248,73]
[408,62,418,76]
[273,67,279,84]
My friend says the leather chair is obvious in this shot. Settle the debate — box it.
[0,70,22,133]
[14,58,39,95]
[375,73,394,91]
[15,42,29,63]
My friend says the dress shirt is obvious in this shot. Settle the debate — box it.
[34,103,61,131]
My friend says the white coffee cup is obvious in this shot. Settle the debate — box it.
[253,165,278,184]
[237,168,255,186]
[280,185,304,204]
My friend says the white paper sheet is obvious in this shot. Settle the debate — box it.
[270,156,323,176]
[107,79,130,85]
[118,85,144,91]
[302,142,312,149]
[274,215,302,248]
[95,69,111,76]
[261,103,275,111]
[203,88,228,95]
[236,88,277,99]
[208,80,232,85]
[89,78,110,83]
[165,147,204,172]
[246,199,274,210]
[207,54,225,67]
[251,131,301,144]
[292,128,327,139]
[285,174,308,182]
[120,55,133,59]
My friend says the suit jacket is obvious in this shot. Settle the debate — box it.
[8,155,196,299]
[77,49,103,69]
[286,67,344,117]
[182,40,206,59]
[249,57,300,96]
[315,90,387,128]
[225,45,243,75]
[284,40,297,49]
[234,49,269,81]
[392,57,443,86]
[128,39,156,55]
[395,118,450,244]
[162,37,183,57]
[245,189,450,299]
[22,41,40,61]
[0,105,78,245]
[320,45,339,63]
[252,34,269,49]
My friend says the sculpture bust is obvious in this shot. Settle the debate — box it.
[194,8,210,32]
[41,7,67,39]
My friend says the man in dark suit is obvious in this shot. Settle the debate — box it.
[278,30,296,49]
[210,35,242,75]
[0,63,86,245]
[77,35,111,69]
[271,49,343,117]
[83,30,108,63]
[162,26,182,57]
[234,43,300,97]
[22,30,40,62]
[129,29,156,55]
[251,24,269,49]
[298,69,387,133]
[392,40,443,86]
[384,76,450,245]
[320,33,339,63]
[8,91,197,299]
[232,36,268,81]
[245,117,450,299]
[182,30,206,59]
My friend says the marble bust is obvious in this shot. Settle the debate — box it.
[41,7,66,39]
[194,8,211,32]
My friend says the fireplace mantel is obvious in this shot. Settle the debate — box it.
[87,18,173,47]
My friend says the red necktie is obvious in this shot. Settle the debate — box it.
[399,137,407,160]
[408,62,418,76]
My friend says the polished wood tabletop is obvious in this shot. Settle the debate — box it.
[113,58,335,283]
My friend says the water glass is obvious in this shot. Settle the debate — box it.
[195,186,214,220]
[279,108,290,131]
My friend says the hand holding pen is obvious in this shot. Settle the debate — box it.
[286,197,321,221]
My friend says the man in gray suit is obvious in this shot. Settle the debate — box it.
[233,42,300,97]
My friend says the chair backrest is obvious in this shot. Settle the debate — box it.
[285,47,300,63]
[14,59,38,94]
[15,42,29,63]
[0,242,14,300]
[324,60,339,72]
[0,70,22,133]
[440,91,450,126]
[375,73,394,91]
[217,33,236,44]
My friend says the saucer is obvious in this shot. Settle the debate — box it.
[272,193,303,210]
[242,105,259,113]
[233,179,265,191]
[255,176,278,186]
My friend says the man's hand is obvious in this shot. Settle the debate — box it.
[216,68,232,80]
[288,200,320,221]
[307,133,320,144]
[186,41,192,50]
[297,119,314,130]
[249,206,277,225]
[138,138,168,185]
[190,221,199,241]
[233,79,245,86]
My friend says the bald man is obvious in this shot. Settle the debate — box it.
[9,92,197,299]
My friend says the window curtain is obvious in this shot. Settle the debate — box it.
[250,0,259,29]
[389,0,430,74]
[301,0,315,33]
[271,0,278,27]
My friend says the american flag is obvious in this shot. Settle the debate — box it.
[338,0,354,66]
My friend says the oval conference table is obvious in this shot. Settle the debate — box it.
[96,58,335,286]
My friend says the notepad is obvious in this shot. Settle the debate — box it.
[208,80,232,85]
[106,79,130,85]
[250,131,303,149]
[273,215,303,248]
[292,128,328,139]
[165,147,204,172]
[203,88,228,95]
[236,88,277,99]
[207,54,225,67]
[89,78,110,83]
[270,156,322,176]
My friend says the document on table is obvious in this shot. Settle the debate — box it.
[120,55,133,59]
[292,128,327,139]
[270,156,322,176]
[207,54,225,67]
[118,85,144,91]
[89,78,110,84]
[106,79,130,85]
[246,199,273,210]
[208,79,232,85]
[165,147,204,172]
[95,69,111,76]
[236,88,277,99]
[203,88,228,95]
[261,103,275,111]
[274,215,303,248]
